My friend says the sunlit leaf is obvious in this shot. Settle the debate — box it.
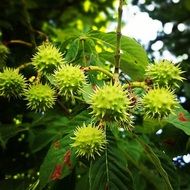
[166,105,190,135]
[88,31,149,80]
[65,38,80,62]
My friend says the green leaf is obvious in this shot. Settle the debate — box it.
[39,111,91,189]
[26,111,69,129]
[80,37,99,67]
[51,28,82,42]
[156,150,180,190]
[119,138,143,162]
[117,137,165,190]
[88,31,149,80]
[39,134,76,189]
[116,129,174,190]
[135,119,166,134]
[27,114,72,153]
[120,35,149,81]
[0,125,27,147]
[89,148,132,190]
[65,38,80,62]
[136,137,173,190]
[67,110,92,126]
[86,132,133,190]
[165,105,190,135]
[81,84,94,103]
[28,130,57,153]
[132,174,147,190]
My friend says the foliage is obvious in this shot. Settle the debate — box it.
[0,0,190,190]
[132,0,190,112]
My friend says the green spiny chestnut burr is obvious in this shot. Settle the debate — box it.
[71,124,106,159]
[53,65,86,100]
[25,83,56,112]
[142,88,179,119]
[145,60,184,88]
[90,83,131,123]
[0,44,9,65]
[0,68,26,99]
[32,43,64,74]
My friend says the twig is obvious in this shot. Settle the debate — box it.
[123,81,147,90]
[82,66,113,78]
[114,0,123,80]
[33,29,49,42]
[17,62,32,70]
[6,40,33,47]
[57,99,70,116]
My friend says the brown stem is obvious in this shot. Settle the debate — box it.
[57,99,70,116]
[114,0,123,79]
[33,30,49,42]
[6,40,33,47]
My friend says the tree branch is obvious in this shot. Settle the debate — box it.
[6,40,33,47]
[123,81,148,90]
[114,0,123,79]
[82,66,113,78]
[17,62,32,70]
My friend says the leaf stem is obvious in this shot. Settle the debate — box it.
[6,40,33,47]
[82,66,113,78]
[33,29,49,42]
[17,62,32,70]
[134,135,173,190]
[57,99,70,116]
[123,81,147,89]
[82,39,87,66]
[122,147,161,190]
[89,160,92,190]
[114,0,123,79]
[28,179,39,190]
[105,125,110,187]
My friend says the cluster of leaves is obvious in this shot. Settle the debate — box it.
[0,27,190,190]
